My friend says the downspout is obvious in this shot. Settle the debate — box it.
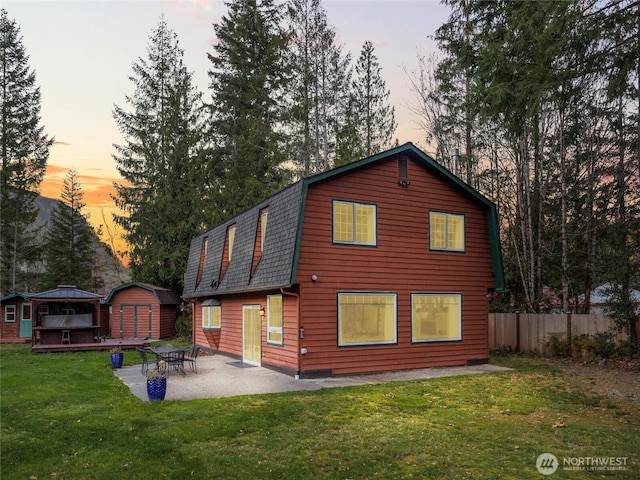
[280,287,301,378]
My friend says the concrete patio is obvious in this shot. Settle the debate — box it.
[114,352,511,402]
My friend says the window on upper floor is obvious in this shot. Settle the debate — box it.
[196,237,208,287]
[267,294,283,345]
[333,201,376,246]
[228,225,236,261]
[338,293,397,346]
[261,210,268,252]
[411,293,462,342]
[429,211,465,252]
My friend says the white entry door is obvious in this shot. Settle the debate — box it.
[242,305,262,365]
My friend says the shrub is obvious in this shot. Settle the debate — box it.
[174,314,192,341]
[546,332,570,357]
[572,334,596,361]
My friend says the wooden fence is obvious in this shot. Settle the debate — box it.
[488,313,637,354]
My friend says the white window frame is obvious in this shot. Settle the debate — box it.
[4,305,16,322]
[202,304,221,330]
[21,303,32,321]
[337,292,397,346]
[429,211,465,252]
[411,293,462,343]
[266,294,283,345]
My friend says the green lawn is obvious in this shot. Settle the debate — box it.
[1,344,637,479]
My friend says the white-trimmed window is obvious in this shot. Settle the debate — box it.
[267,295,283,345]
[411,294,462,342]
[429,211,465,251]
[4,305,16,322]
[333,201,376,246]
[202,300,221,330]
[338,293,397,346]
[21,303,32,322]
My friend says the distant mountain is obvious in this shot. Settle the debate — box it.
[35,195,130,295]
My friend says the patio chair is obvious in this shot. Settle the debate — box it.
[164,349,186,375]
[184,345,202,373]
[137,347,160,375]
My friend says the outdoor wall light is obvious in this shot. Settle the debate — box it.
[311,274,318,281]
[259,305,265,317]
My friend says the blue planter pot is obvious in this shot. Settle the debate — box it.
[110,352,124,368]
[147,377,167,401]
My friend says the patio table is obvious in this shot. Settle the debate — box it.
[151,346,186,375]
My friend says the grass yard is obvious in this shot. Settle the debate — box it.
[1,344,638,479]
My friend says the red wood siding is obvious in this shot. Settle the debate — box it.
[192,292,300,375]
[0,299,27,343]
[109,287,176,339]
[295,156,495,375]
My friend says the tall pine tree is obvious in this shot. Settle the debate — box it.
[337,41,396,165]
[43,169,101,291]
[0,9,52,293]
[287,0,352,176]
[207,0,289,218]
[113,17,207,295]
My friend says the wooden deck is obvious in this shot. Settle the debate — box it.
[31,338,150,353]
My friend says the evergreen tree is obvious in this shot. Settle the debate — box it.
[287,0,351,175]
[207,0,289,218]
[43,169,101,291]
[0,9,52,293]
[426,0,639,324]
[342,41,396,161]
[113,17,207,295]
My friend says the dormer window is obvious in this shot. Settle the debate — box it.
[260,210,268,252]
[196,236,208,287]
[228,225,236,261]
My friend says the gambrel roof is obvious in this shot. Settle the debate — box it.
[182,142,505,300]
[106,282,180,305]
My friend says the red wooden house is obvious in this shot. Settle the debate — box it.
[182,143,504,377]
[106,282,179,339]
[1,293,34,343]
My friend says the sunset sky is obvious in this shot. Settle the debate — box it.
[7,0,450,258]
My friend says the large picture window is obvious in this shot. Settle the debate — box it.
[429,212,464,251]
[333,201,376,245]
[267,295,283,345]
[338,293,396,346]
[202,301,221,330]
[411,294,462,342]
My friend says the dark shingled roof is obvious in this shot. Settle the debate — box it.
[182,181,304,299]
[182,142,505,300]
[30,286,103,300]
[106,282,180,305]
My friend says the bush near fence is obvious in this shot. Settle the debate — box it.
[488,313,639,356]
